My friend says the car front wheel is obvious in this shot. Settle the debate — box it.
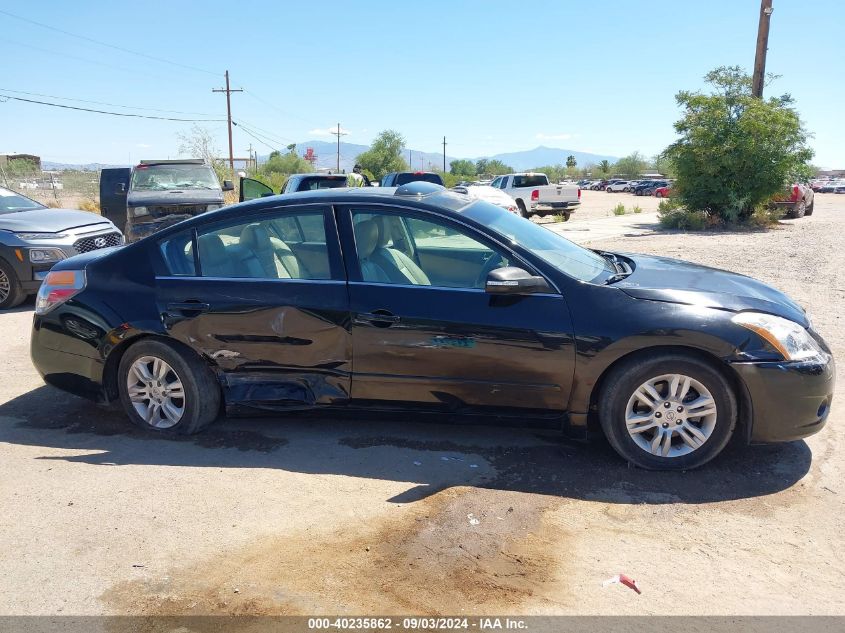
[0,259,26,310]
[118,339,220,434]
[598,352,736,470]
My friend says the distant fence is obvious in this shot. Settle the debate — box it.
[0,167,101,211]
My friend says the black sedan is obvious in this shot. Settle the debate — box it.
[30,182,835,470]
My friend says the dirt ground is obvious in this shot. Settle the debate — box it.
[0,194,843,618]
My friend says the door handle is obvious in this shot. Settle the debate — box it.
[359,310,400,327]
[165,301,210,316]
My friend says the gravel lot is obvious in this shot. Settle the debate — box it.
[1,194,843,617]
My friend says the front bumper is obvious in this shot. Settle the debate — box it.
[125,215,193,242]
[732,356,835,443]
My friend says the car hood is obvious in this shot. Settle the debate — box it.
[614,253,807,326]
[0,208,114,233]
[127,190,223,205]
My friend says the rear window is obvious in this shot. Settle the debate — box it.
[512,175,548,188]
[295,176,348,191]
[395,173,444,186]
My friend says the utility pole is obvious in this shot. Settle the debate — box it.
[408,150,412,168]
[331,123,347,172]
[212,70,242,173]
[752,0,773,98]
[442,136,447,172]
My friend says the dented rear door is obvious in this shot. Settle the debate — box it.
[155,203,352,410]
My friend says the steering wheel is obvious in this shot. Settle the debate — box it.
[474,252,504,288]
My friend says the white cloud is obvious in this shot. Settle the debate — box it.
[535,133,572,141]
[308,127,350,137]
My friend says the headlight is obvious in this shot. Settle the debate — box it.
[130,206,149,217]
[732,311,827,362]
[28,248,66,263]
[15,232,67,240]
[206,204,222,211]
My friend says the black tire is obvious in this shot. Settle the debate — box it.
[787,200,806,219]
[598,351,737,470]
[516,200,531,219]
[0,258,26,310]
[562,211,571,222]
[805,199,814,216]
[117,339,221,435]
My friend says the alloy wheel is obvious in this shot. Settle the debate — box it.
[126,355,185,429]
[624,373,717,457]
[0,269,9,303]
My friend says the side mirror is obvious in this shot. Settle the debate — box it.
[115,183,126,194]
[222,180,234,192]
[485,266,551,295]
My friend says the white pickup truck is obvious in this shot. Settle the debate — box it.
[490,173,580,220]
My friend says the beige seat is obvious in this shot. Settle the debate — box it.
[240,223,303,279]
[371,217,430,285]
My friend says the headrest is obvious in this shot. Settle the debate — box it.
[197,234,227,266]
[355,220,379,259]
[240,223,273,253]
[374,215,394,248]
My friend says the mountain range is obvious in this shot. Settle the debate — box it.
[41,144,618,174]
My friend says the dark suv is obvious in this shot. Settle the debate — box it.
[380,172,444,187]
[121,160,233,243]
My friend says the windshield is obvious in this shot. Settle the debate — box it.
[395,173,443,186]
[298,176,348,191]
[0,187,46,214]
[462,200,613,283]
[130,163,220,191]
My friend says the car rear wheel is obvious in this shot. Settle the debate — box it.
[516,200,531,219]
[805,200,814,216]
[118,339,220,435]
[598,352,736,470]
[0,259,26,310]
[788,200,806,219]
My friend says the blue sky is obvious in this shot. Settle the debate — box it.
[1,0,842,167]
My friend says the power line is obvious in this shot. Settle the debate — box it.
[0,87,215,116]
[0,93,225,122]
[0,8,218,76]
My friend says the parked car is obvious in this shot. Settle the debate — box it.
[380,172,444,187]
[31,182,834,470]
[116,159,234,243]
[239,174,353,202]
[590,180,609,191]
[492,173,580,220]
[633,180,667,196]
[606,180,631,192]
[0,185,122,309]
[654,185,673,198]
[769,183,814,219]
[817,180,842,193]
[452,184,519,214]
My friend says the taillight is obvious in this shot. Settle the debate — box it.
[35,270,86,315]
[578,187,582,199]
[791,185,800,202]
[531,189,539,202]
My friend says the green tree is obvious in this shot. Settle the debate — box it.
[665,66,813,222]
[449,159,476,178]
[479,159,513,176]
[650,152,676,178]
[613,151,648,178]
[532,164,566,182]
[565,155,577,168]
[597,160,611,176]
[261,147,313,175]
[355,130,409,180]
